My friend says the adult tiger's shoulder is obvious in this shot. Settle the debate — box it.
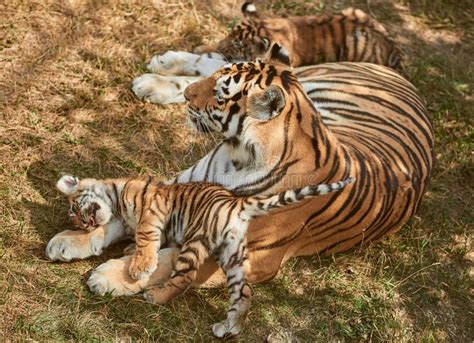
[195,2,404,72]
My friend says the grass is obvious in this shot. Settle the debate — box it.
[1,0,473,341]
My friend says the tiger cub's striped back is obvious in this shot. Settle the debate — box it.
[57,174,354,337]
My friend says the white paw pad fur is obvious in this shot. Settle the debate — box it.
[132,74,184,105]
[211,321,241,338]
[87,256,148,296]
[147,51,185,75]
[128,261,157,281]
[46,230,103,261]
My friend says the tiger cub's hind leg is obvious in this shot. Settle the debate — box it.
[212,234,252,338]
[144,240,208,304]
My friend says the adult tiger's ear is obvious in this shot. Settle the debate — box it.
[57,175,80,195]
[266,43,291,67]
[242,2,260,19]
[247,85,286,121]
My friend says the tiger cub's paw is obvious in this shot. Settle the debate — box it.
[211,320,242,338]
[143,284,174,305]
[128,250,158,280]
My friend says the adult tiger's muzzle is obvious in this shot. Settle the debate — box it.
[183,77,216,104]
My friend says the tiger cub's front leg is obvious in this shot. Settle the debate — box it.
[212,237,252,338]
[144,240,208,304]
[128,220,163,280]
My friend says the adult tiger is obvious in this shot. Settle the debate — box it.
[194,2,403,71]
[48,45,434,296]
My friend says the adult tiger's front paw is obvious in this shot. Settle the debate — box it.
[46,229,104,261]
[128,251,158,280]
[147,51,181,75]
[132,74,185,105]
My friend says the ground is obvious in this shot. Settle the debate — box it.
[0,0,472,341]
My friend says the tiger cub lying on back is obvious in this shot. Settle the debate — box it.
[56,174,354,337]
[193,2,403,71]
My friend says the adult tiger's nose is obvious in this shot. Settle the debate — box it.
[184,77,216,103]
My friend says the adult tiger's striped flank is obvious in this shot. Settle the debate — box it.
[55,174,354,337]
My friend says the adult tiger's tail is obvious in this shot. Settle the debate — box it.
[242,177,356,219]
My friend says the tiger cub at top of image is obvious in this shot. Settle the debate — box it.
[56,174,355,337]
[195,2,403,72]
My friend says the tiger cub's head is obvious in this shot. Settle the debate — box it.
[216,2,270,62]
[184,43,295,138]
[57,175,113,231]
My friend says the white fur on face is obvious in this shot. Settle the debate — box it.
[214,75,244,101]
[61,177,114,229]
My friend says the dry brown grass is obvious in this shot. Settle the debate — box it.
[1,0,473,341]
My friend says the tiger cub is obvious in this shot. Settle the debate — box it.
[56,174,355,337]
[195,2,403,72]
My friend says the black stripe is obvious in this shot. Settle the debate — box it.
[139,176,152,219]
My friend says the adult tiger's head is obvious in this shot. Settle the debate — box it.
[184,43,296,138]
[57,175,113,231]
[215,2,270,62]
